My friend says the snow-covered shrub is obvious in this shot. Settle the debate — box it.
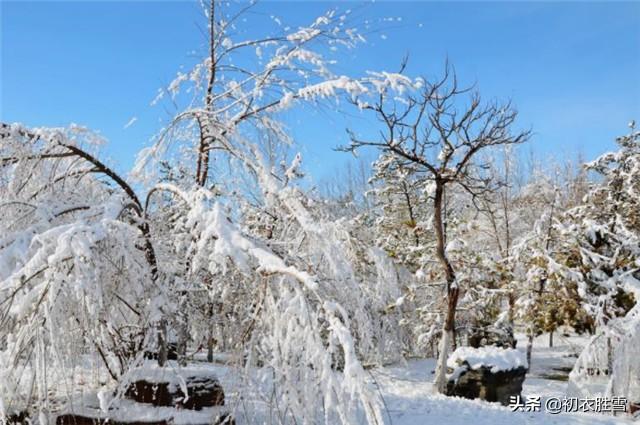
[550,124,640,406]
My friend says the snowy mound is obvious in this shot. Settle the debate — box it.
[125,361,220,385]
[447,346,527,373]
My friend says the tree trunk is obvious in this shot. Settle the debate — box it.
[401,180,420,246]
[507,291,515,327]
[196,0,217,187]
[434,327,453,393]
[527,278,546,369]
[207,302,215,362]
[158,319,168,367]
[196,3,218,365]
[606,336,613,376]
[177,290,189,366]
[526,332,533,370]
[432,181,459,394]
[207,334,214,363]
[549,330,554,348]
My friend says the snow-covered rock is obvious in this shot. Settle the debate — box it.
[445,346,528,405]
[447,346,528,374]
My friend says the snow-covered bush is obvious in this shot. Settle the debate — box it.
[548,124,640,406]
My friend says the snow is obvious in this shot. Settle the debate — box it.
[423,181,437,197]
[279,90,295,109]
[57,398,229,425]
[124,361,219,387]
[297,76,368,100]
[374,358,632,425]
[204,200,319,291]
[2,3,639,424]
[9,331,638,425]
[123,116,137,129]
[445,238,465,253]
[285,152,303,180]
[97,389,110,413]
[447,346,528,373]
[365,71,416,94]
[371,334,635,425]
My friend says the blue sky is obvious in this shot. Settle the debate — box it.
[2,1,640,182]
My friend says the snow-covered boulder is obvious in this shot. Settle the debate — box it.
[445,346,528,405]
[124,363,225,409]
[55,403,234,425]
[3,409,29,424]
[447,346,527,373]
[55,363,233,425]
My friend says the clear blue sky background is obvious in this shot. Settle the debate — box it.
[2,1,640,182]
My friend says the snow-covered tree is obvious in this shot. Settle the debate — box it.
[341,64,530,393]
[0,2,422,422]
[556,123,640,405]
[0,124,163,421]
[368,153,433,271]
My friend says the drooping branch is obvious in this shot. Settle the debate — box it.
[0,122,158,282]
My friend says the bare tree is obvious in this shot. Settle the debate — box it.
[341,64,530,392]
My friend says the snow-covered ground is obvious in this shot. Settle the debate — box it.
[373,360,631,425]
[371,332,633,425]
[129,333,634,424]
[520,332,584,402]
[32,332,634,424]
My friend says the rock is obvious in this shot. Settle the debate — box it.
[124,375,224,409]
[4,410,29,424]
[56,410,234,425]
[213,413,236,425]
[468,326,516,349]
[56,366,231,425]
[56,415,167,425]
[182,375,226,410]
[445,364,527,405]
[144,343,179,361]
